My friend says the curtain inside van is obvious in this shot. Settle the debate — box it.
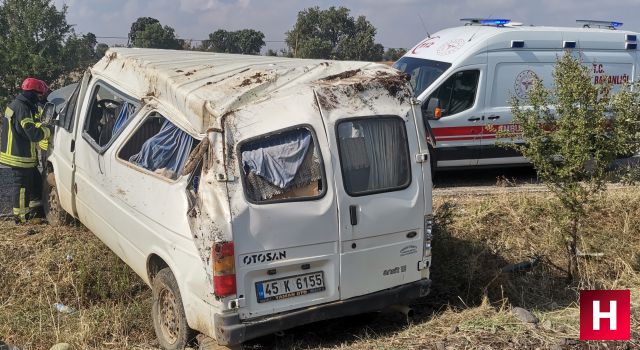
[242,129,312,189]
[112,101,135,134]
[337,118,410,195]
[129,118,194,179]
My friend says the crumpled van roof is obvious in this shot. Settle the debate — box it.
[92,48,409,135]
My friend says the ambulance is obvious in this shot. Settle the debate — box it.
[394,19,639,170]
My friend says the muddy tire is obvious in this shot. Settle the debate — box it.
[152,268,194,350]
[44,173,73,226]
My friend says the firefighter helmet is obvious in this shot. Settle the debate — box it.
[21,78,49,95]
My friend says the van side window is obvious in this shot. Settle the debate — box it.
[58,83,80,131]
[424,70,480,118]
[118,113,195,180]
[83,83,139,149]
[240,127,325,203]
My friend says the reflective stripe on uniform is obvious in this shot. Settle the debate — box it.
[14,187,27,222]
[29,200,42,208]
[5,108,14,156]
[20,118,35,128]
[0,152,37,168]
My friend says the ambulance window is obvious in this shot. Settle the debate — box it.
[337,117,411,196]
[424,70,479,118]
[240,127,325,203]
[393,57,451,97]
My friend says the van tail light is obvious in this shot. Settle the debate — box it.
[423,215,433,257]
[213,242,236,297]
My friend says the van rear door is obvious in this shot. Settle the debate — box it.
[231,105,341,320]
[318,109,426,300]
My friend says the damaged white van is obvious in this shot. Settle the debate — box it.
[44,48,433,348]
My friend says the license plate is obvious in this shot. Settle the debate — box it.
[255,271,325,303]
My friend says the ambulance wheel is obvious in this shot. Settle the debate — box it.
[152,268,194,350]
[44,173,73,226]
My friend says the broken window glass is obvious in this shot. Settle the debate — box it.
[337,117,411,196]
[119,113,195,180]
[83,83,139,149]
[241,128,324,202]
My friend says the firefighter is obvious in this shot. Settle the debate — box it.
[0,78,53,223]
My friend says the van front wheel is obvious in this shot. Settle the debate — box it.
[152,268,193,350]
[44,173,73,226]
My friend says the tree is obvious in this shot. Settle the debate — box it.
[504,52,640,281]
[128,17,181,50]
[335,16,383,61]
[0,0,72,107]
[235,29,265,55]
[62,32,98,74]
[285,6,384,61]
[383,48,407,62]
[96,43,109,59]
[128,17,159,46]
[203,29,265,55]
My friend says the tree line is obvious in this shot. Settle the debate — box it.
[0,0,406,106]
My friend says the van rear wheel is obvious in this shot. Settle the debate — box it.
[152,268,194,350]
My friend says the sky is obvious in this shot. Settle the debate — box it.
[52,0,640,52]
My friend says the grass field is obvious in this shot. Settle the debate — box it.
[1,187,639,349]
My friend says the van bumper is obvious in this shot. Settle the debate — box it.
[214,278,431,345]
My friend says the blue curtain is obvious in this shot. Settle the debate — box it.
[129,119,194,176]
[112,102,135,134]
[242,129,312,189]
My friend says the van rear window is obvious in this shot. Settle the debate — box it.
[337,117,411,196]
[240,127,325,203]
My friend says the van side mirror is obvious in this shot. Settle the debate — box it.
[424,97,442,120]
[42,102,56,125]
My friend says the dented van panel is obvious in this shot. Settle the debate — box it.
[49,48,433,346]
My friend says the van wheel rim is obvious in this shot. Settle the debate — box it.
[159,288,179,344]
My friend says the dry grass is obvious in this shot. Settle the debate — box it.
[1,187,640,349]
[0,223,154,349]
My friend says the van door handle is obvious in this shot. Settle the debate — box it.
[487,115,500,120]
[467,117,481,122]
[349,205,358,226]
[70,139,75,152]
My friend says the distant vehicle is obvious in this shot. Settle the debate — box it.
[395,18,639,171]
[44,48,434,349]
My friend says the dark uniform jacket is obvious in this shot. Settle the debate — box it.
[0,92,50,168]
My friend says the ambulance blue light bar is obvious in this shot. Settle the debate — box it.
[576,20,623,29]
[461,18,511,26]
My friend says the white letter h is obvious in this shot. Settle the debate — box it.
[593,300,617,331]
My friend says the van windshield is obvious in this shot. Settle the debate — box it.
[337,117,411,196]
[393,57,451,97]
